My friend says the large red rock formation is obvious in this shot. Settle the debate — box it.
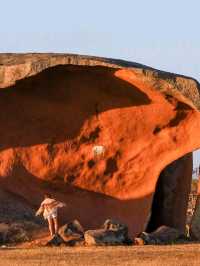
[0,54,200,237]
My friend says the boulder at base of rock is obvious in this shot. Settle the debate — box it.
[46,234,65,247]
[6,223,29,244]
[84,219,131,246]
[58,220,84,241]
[103,219,127,232]
[135,226,182,245]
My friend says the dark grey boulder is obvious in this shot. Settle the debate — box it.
[135,225,182,245]
[46,234,65,247]
[58,220,84,241]
[84,219,131,246]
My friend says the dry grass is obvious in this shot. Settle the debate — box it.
[1,244,200,266]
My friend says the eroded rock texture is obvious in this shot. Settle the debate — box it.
[0,54,200,238]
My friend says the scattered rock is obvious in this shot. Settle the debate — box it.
[58,220,84,241]
[46,234,65,247]
[0,223,30,244]
[84,219,131,246]
[6,223,29,243]
[135,226,182,245]
[85,229,119,246]
[8,221,41,245]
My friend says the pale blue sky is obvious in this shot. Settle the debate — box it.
[0,0,199,80]
[0,0,200,167]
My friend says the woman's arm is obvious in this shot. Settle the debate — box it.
[50,200,66,209]
[35,205,44,216]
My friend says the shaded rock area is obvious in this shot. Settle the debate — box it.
[0,188,44,246]
[0,222,39,245]
[146,153,192,234]
[0,188,40,223]
[134,226,183,245]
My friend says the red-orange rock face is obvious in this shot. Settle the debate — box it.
[0,54,199,237]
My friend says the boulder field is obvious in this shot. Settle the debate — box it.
[0,54,200,238]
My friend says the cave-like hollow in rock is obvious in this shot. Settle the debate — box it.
[0,54,200,238]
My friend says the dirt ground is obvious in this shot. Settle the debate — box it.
[0,244,200,266]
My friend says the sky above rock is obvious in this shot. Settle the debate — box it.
[0,0,199,81]
[0,0,199,167]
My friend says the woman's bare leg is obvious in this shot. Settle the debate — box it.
[47,217,54,236]
[53,217,58,234]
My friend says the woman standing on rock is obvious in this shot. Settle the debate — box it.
[35,194,66,237]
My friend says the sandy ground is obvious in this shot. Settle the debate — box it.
[0,244,200,266]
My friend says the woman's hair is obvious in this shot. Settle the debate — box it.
[44,193,52,199]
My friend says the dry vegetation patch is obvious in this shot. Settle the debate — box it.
[1,244,200,266]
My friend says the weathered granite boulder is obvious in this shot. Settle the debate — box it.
[58,220,84,241]
[85,229,124,246]
[46,232,84,247]
[0,53,199,238]
[103,219,127,232]
[0,223,29,244]
[84,219,131,245]
[135,226,182,245]
[46,234,65,247]
[7,223,29,243]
